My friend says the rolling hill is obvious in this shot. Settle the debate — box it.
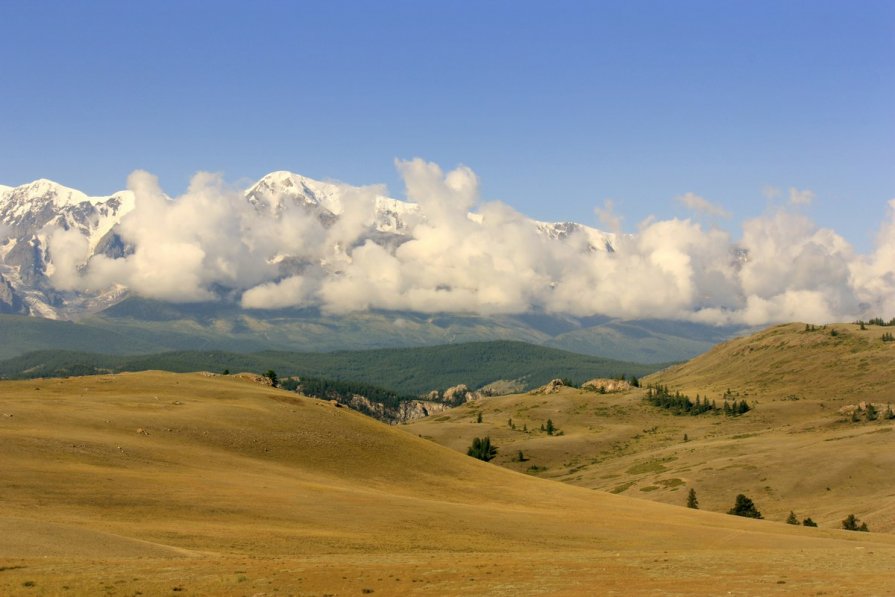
[406,322,895,535]
[1,371,893,595]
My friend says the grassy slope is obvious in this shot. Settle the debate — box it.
[407,322,895,536]
[0,341,661,395]
[2,371,893,595]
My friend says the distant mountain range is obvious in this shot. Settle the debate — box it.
[0,172,749,362]
[0,339,663,395]
[0,171,615,319]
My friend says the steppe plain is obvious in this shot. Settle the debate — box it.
[2,323,895,595]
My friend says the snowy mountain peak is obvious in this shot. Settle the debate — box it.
[246,170,345,215]
[7,178,94,208]
[0,170,620,319]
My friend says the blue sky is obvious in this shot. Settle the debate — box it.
[1,0,892,251]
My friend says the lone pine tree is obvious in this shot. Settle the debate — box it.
[728,494,763,519]
[467,437,497,462]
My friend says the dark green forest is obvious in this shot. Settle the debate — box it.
[0,341,664,396]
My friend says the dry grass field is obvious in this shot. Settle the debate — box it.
[407,322,895,533]
[2,363,895,595]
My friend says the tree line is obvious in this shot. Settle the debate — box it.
[645,384,750,416]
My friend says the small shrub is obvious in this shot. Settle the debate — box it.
[802,517,818,527]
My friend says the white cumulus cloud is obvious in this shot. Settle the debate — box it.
[45,159,895,327]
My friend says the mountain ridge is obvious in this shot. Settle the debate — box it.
[0,170,615,319]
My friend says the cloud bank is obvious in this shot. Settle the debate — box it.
[48,159,895,326]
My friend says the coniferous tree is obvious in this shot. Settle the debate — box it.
[467,436,497,462]
[727,494,763,519]
[866,403,878,421]
[264,369,279,388]
[786,511,800,525]
[686,488,699,509]
[545,419,555,435]
[841,514,869,532]
[802,517,818,527]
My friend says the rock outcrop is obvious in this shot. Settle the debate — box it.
[582,378,632,393]
[530,378,567,395]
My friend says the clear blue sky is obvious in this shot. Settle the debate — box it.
[1,0,892,251]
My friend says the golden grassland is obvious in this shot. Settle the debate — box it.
[1,326,894,595]
[407,323,895,534]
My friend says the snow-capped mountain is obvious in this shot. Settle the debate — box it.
[0,171,615,319]
[0,180,135,317]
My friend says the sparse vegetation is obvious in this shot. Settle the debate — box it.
[868,317,895,326]
[467,437,497,462]
[727,494,762,519]
[280,376,416,413]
